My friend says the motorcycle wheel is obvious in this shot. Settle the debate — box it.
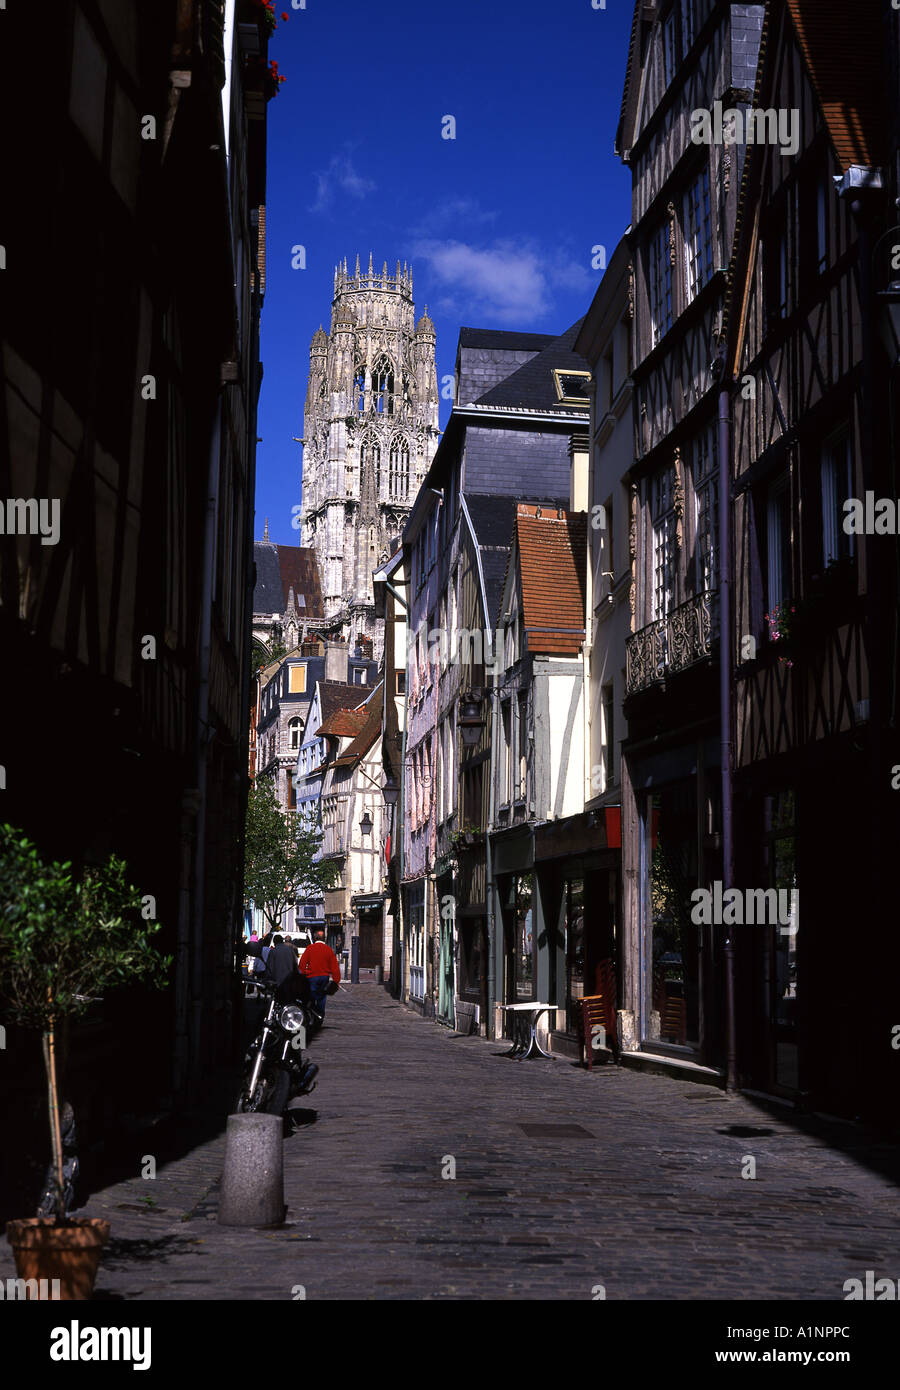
[262,1068,291,1117]
[234,1067,269,1114]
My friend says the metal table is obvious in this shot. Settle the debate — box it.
[499,1002,556,1060]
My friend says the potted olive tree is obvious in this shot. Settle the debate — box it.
[0,824,171,1299]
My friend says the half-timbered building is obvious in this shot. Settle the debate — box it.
[724,0,899,1122]
[616,1,764,1075]
[0,0,268,1158]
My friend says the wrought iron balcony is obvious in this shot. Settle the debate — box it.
[625,590,718,697]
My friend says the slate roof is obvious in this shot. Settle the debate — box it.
[473,320,590,414]
[252,542,324,617]
[462,494,520,631]
[458,328,556,352]
[786,0,890,170]
[514,504,587,656]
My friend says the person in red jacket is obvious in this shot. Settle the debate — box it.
[298,930,341,1016]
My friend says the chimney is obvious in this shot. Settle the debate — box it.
[324,640,348,684]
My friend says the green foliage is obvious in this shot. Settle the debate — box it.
[244,780,339,933]
[0,825,172,1031]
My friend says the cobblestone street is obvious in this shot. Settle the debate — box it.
[5,984,899,1302]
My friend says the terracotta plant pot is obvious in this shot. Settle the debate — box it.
[5,1217,110,1300]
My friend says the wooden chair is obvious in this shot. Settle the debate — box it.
[579,958,617,1068]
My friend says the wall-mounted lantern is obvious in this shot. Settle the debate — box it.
[458,688,486,748]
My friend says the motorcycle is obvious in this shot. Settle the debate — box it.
[235,983,319,1116]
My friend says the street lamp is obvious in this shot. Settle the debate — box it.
[458,689,486,749]
[877,279,900,364]
[382,773,399,808]
[873,227,900,365]
[359,811,374,836]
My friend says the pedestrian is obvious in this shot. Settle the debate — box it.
[245,932,307,1004]
[298,929,341,1017]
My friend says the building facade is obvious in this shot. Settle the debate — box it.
[0,0,269,1169]
[615,0,764,1075]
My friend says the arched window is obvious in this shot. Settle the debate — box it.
[372,355,394,415]
[353,362,366,412]
[389,437,410,500]
[289,717,301,750]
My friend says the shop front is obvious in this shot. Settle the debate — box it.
[624,733,725,1070]
[532,812,622,1057]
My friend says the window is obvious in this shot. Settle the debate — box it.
[500,700,512,804]
[649,221,673,346]
[680,0,694,52]
[767,475,792,610]
[821,428,854,566]
[691,423,717,591]
[372,355,394,415]
[389,436,410,500]
[663,10,678,86]
[516,690,528,800]
[683,168,712,301]
[288,717,301,749]
[288,774,297,809]
[602,683,615,790]
[353,361,366,412]
[766,189,795,323]
[288,665,306,694]
[816,177,828,275]
[395,670,406,695]
[600,347,614,414]
[650,467,676,620]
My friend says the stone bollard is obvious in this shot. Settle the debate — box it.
[217,1113,285,1228]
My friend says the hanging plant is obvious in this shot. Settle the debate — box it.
[764,600,796,666]
[247,0,277,35]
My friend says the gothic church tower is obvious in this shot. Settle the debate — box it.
[300,254,440,657]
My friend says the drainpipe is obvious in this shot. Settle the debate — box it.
[486,672,498,1038]
[718,376,737,1091]
[191,396,223,1100]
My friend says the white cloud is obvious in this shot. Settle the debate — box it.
[410,237,591,325]
[411,197,499,237]
[310,153,376,214]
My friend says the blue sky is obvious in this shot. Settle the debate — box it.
[256,0,633,545]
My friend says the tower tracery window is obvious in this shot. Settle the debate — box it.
[389,436,410,500]
[354,362,366,412]
[372,355,394,415]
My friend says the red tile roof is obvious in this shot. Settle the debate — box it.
[514,505,587,656]
[318,707,369,739]
[334,685,384,767]
[786,0,891,170]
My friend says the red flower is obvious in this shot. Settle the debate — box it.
[282,9,289,18]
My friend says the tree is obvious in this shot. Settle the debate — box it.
[243,780,339,934]
[0,825,171,1218]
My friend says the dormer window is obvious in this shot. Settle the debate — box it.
[552,369,592,406]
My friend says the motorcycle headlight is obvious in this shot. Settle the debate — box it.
[279,1005,306,1033]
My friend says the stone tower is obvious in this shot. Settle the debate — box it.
[300,254,440,657]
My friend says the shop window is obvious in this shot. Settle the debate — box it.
[564,879,585,1033]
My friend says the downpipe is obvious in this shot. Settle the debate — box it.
[718,376,737,1091]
